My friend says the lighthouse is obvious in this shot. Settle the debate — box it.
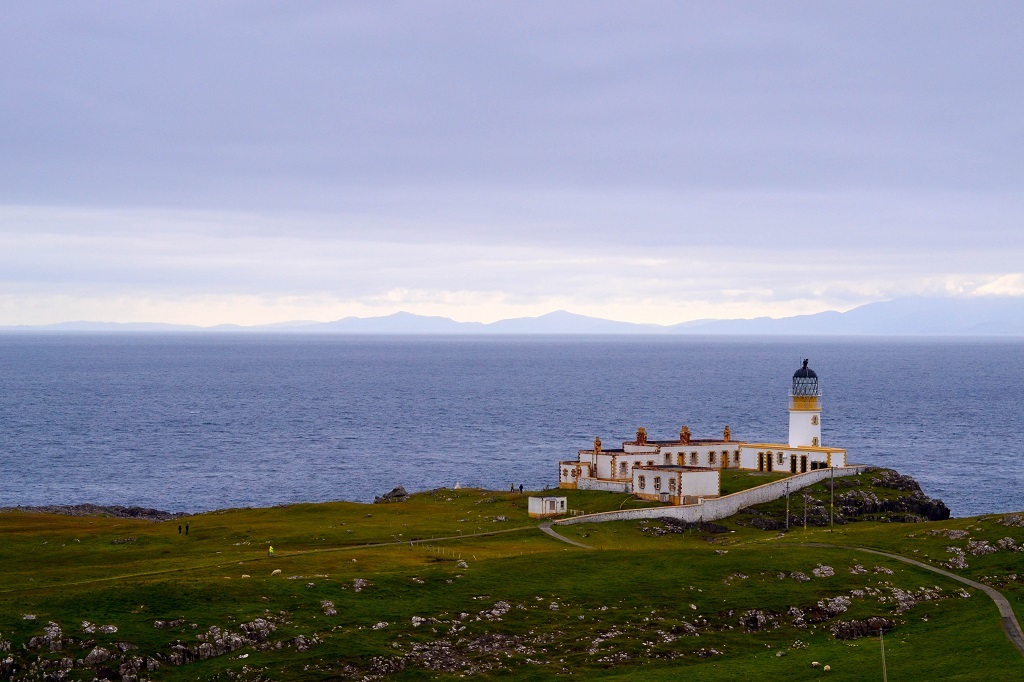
[788,359,822,448]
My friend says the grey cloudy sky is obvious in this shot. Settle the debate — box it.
[2,2,1022,325]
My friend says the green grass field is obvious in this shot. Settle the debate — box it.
[1,475,1022,680]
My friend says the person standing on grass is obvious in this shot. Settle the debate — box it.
[185,522,189,536]
[268,546,275,557]
[178,524,182,535]
[519,484,524,495]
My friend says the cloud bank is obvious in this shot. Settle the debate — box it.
[1,2,1022,324]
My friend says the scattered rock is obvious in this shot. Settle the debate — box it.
[812,565,835,578]
[353,578,371,592]
[966,540,997,556]
[998,514,1024,527]
[738,609,777,631]
[816,596,850,617]
[943,547,968,570]
[153,618,185,629]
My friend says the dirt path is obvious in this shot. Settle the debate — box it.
[533,527,1024,657]
[538,521,592,549]
[800,543,1024,657]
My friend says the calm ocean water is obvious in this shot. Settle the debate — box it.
[0,334,1021,517]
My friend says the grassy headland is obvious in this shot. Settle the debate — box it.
[1,472,1022,680]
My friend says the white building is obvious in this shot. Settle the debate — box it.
[529,495,568,518]
[558,359,848,503]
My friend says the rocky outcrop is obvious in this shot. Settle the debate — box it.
[374,486,410,504]
[0,504,180,520]
[836,488,950,521]
[832,617,893,640]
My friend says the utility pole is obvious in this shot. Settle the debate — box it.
[785,481,790,531]
[880,627,888,682]
[829,465,835,532]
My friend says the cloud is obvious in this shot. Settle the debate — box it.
[1,201,1021,326]
[973,274,1024,297]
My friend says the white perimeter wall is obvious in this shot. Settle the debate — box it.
[557,466,867,526]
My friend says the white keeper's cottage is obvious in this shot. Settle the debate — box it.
[558,359,848,504]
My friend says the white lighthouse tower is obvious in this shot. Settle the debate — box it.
[788,359,822,447]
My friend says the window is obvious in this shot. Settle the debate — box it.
[811,437,819,447]
[709,451,716,464]
[811,415,819,426]
[654,476,662,491]
[620,462,628,476]
[669,478,677,491]
[778,453,785,464]
[562,468,568,478]
[733,451,740,463]
[664,454,671,465]
[690,452,698,465]
[634,461,641,469]
[647,460,654,466]
[638,476,646,489]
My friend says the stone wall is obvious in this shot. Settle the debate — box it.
[556,466,868,526]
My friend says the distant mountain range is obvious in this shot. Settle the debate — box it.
[3,297,1024,336]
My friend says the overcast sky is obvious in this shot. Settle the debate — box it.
[1,2,1022,325]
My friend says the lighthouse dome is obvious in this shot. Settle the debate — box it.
[791,359,819,396]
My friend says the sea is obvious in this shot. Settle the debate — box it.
[0,334,1021,517]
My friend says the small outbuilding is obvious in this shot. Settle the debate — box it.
[529,495,568,518]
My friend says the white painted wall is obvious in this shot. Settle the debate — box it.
[576,477,631,493]
[789,408,822,447]
[529,496,567,517]
[679,469,719,497]
[557,466,867,526]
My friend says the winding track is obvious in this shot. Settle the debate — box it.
[538,524,1024,658]
[807,543,1024,656]
[538,521,592,549]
